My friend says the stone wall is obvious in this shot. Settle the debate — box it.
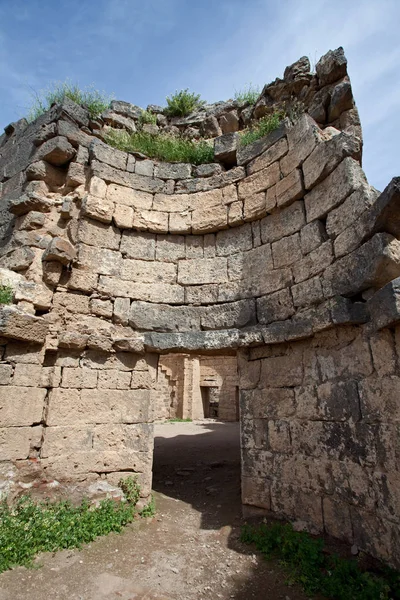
[0,47,399,566]
[156,354,238,421]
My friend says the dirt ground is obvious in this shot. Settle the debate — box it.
[0,421,315,600]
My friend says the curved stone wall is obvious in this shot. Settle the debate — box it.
[0,47,399,567]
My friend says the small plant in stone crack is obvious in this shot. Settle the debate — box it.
[138,109,157,127]
[239,110,286,147]
[0,475,148,573]
[234,83,261,105]
[164,88,206,117]
[241,521,400,599]
[27,80,113,122]
[0,284,13,305]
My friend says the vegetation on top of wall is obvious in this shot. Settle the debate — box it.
[239,111,285,147]
[27,81,113,122]
[0,476,153,572]
[105,129,214,165]
[0,284,13,305]
[164,89,206,118]
[138,110,157,127]
[241,521,400,600]
[234,83,261,105]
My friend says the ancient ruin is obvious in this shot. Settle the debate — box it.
[0,47,399,567]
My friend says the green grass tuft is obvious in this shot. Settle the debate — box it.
[239,111,285,147]
[164,89,205,117]
[241,521,400,599]
[138,110,157,126]
[0,476,147,573]
[234,83,261,105]
[105,129,214,165]
[139,495,156,518]
[27,81,113,122]
[0,284,13,305]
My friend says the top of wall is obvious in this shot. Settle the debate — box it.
[0,48,399,354]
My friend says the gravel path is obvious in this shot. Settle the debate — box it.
[0,421,313,600]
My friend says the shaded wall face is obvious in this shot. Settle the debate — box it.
[239,324,400,567]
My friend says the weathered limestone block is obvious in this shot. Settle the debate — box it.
[132,209,168,232]
[215,224,253,256]
[291,276,324,307]
[26,160,65,187]
[153,193,191,213]
[300,220,326,254]
[8,194,52,216]
[82,194,114,224]
[367,278,400,330]
[169,211,192,233]
[256,288,295,324]
[154,162,192,180]
[359,376,400,423]
[293,240,333,283]
[120,258,176,284]
[102,110,137,133]
[325,186,377,239]
[52,292,90,315]
[280,114,321,177]
[77,218,121,250]
[89,139,127,170]
[46,388,151,425]
[0,386,46,426]
[120,231,155,260]
[178,257,227,285]
[305,157,367,222]
[129,301,199,332]
[275,168,304,208]
[35,136,76,166]
[16,211,46,231]
[261,200,305,244]
[247,137,288,176]
[67,269,98,293]
[316,47,347,86]
[303,131,361,190]
[89,176,107,198]
[113,297,131,325]
[238,161,280,199]
[0,247,35,271]
[328,81,354,122]
[113,203,134,229]
[132,160,153,176]
[90,298,113,318]
[107,183,154,210]
[0,307,48,342]
[42,237,76,265]
[219,111,239,134]
[272,233,302,268]
[12,363,42,387]
[91,160,164,193]
[109,100,143,120]
[98,276,185,304]
[228,201,244,225]
[58,331,89,349]
[201,299,255,330]
[237,123,287,166]
[66,162,86,187]
[61,366,98,389]
[323,233,400,298]
[112,336,145,353]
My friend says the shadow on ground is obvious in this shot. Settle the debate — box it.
[152,421,318,600]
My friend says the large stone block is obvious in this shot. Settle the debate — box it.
[89,139,127,170]
[42,236,76,265]
[98,276,185,304]
[246,137,288,175]
[129,301,199,332]
[46,388,151,426]
[82,194,114,224]
[120,231,155,260]
[238,161,280,199]
[77,218,121,250]
[359,376,400,422]
[106,183,153,209]
[367,277,400,330]
[256,288,295,324]
[0,386,46,426]
[0,306,48,343]
[272,232,302,268]
[201,299,256,330]
[260,200,305,243]
[120,258,176,284]
[215,224,253,256]
[316,47,347,86]
[322,233,400,298]
[305,157,367,222]
[35,136,76,166]
[177,257,227,285]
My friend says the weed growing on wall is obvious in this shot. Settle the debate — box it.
[164,89,205,117]
[0,284,13,305]
[105,129,214,165]
[27,81,113,122]
[234,83,261,105]
[0,476,149,572]
[241,521,400,599]
[139,495,156,518]
[138,110,157,127]
[239,111,285,147]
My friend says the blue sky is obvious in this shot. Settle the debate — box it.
[0,0,398,191]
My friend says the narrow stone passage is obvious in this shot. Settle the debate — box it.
[0,421,318,600]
